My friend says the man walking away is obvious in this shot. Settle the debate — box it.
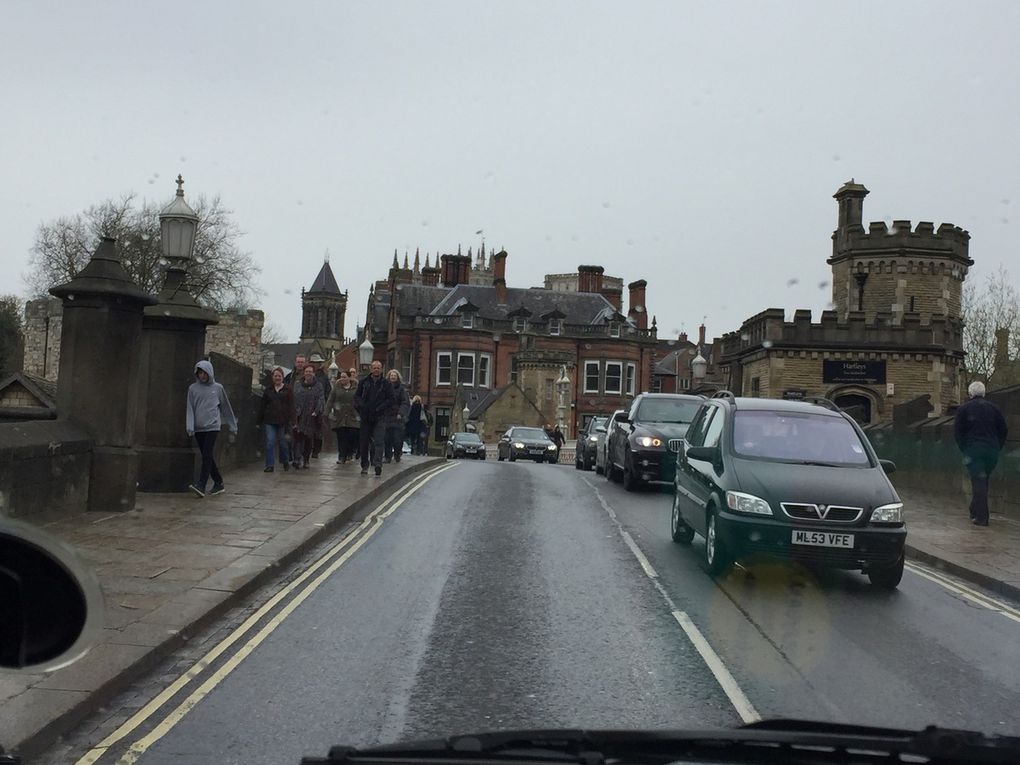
[186,359,238,497]
[354,360,394,476]
[954,381,1008,526]
[383,369,410,463]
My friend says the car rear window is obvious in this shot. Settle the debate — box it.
[732,411,871,466]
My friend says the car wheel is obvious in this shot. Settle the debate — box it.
[704,507,732,576]
[670,492,694,544]
[498,449,505,462]
[575,453,583,470]
[868,554,904,590]
[622,454,640,492]
[607,461,622,483]
[509,452,517,462]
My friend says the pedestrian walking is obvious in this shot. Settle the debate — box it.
[185,359,238,497]
[291,364,325,469]
[258,367,293,473]
[406,395,424,455]
[326,370,360,464]
[354,360,394,476]
[418,403,432,455]
[308,353,332,458]
[383,370,410,463]
[954,381,1008,526]
[284,353,306,385]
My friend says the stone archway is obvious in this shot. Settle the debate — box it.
[827,386,881,425]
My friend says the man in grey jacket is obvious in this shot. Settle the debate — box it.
[186,359,238,497]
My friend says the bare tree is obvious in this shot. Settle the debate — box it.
[24,193,261,311]
[962,264,1020,383]
[0,294,25,373]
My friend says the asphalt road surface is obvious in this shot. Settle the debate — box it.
[45,460,1020,764]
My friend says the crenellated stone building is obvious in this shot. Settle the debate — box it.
[718,181,971,423]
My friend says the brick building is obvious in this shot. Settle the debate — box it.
[364,247,658,440]
[717,181,972,423]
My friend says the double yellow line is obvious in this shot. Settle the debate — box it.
[76,462,457,765]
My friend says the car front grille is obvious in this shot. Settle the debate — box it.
[667,438,683,453]
[780,503,863,523]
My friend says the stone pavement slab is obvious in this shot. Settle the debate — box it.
[0,453,442,759]
[896,486,1020,601]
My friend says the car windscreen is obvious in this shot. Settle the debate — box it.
[635,399,700,424]
[513,428,550,440]
[732,410,871,466]
[454,433,481,443]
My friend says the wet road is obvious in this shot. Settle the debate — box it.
[51,460,1020,764]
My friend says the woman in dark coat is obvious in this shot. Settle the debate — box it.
[291,365,324,469]
[405,395,423,455]
[326,370,360,464]
[258,367,293,472]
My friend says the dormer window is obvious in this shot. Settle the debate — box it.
[609,322,621,338]
[462,313,474,329]
[514,317,527,333]
[549,319,562,336]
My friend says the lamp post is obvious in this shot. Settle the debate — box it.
[555,364,571,436]
[462,404,471,432]
[358,337,374,373]
[691,349,707,393]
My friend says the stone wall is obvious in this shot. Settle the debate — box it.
[0,420,92,520]
[206,352,263,471]
[22,298,63,381]
[204,310,264,386]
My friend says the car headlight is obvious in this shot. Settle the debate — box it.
[635,436,663,448]
[871,503,903,523]
[547,444,557,450]
[726,491,773,516]
[588,435,598,442]
[513,442,525,449]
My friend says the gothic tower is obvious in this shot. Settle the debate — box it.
[300,254,348,351]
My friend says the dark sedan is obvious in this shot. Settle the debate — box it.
[575,416,608,471]
[670,393,906,588]
[445,432,486,460]
[497,426,559,463]
[606,393,703,491]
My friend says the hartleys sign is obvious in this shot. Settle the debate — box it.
[822,360,887,385]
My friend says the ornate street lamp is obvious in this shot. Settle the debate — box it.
[555,365,571,436]
[358,337,375,372]
[691,350,707,391]
[160,175,199,268]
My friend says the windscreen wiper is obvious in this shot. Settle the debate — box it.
[302,720,1020,764]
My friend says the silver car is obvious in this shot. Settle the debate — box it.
[595,409,626,476]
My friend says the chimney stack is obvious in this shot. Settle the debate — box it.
[493,249,508,304]
[995,328,1010,370]
[698,323,706,346]
[679,331,688,343]
[577,265,605,294]
[441,254,461,287]
[627,279,648,330]
[601,286,622,311]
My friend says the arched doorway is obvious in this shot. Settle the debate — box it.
[833,393,872,424]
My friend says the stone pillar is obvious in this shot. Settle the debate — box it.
[50,236,158,512]
[135,267,218,492]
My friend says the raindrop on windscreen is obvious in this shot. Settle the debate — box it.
[818,280,829,289]
[545,235,552,242]
[602,201,611,209]
[296,200,304,206]
[826,301,836,310]
[483,170,494,180]
[284,288,293,295]
[786,278,799,287]
[1001,217,1010,224]
[159,257,168,265]
[164,310,171,316]
[1001,198,1010,205]
[141,233,151,241]
[571,235,578,242]
[740,333,749,341]
[762,340,774,349]
[67,294,75,301]
[421,220,429,227]
[147,179,155,184]
[180,155,187,162]
[153,172,160,178]
[626,239,634,246]
[832,155,841,162]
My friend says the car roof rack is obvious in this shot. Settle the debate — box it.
[711,390,737,404]
[803,395,841,412]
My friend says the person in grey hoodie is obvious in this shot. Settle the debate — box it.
[186,359,238,497]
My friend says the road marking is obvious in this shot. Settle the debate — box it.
[905,562,1020,625]
[583,477,761,724]
[74,462,457,765]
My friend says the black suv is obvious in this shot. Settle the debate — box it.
[606,393,704,491]
[669,392,906,588]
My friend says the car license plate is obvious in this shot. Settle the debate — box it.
[792,530,854,548]
[529,449,544,455]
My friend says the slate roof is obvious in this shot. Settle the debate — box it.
[0,372,58,413]
[308,262,342,294]
[397,284,620,325]
[653,342,716,376]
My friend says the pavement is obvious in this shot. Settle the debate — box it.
[4,448,1020,761]
[0,451,442,760]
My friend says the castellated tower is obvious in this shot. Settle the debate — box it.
[828,180,973,324]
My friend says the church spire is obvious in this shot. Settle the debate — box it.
[392,249,398,268]
[413,248,421,274]
[403,252,409,269]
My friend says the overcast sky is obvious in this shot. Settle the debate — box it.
[4,1,1018,343]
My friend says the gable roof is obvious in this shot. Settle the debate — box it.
[0,372,58,419]
[308,262,341,295]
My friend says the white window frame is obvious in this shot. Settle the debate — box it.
[583,360,600,394]
[462,313,474,329]
[549,319,562,336]
[457,352,475,386]
[437,352,452,386]
[478,354,491,388]
[625,363,636,395]
[609,322,621,338]
[605,361,623,395]
[680,377,690,390]
[513,317,527,333]
[402,350,413,386]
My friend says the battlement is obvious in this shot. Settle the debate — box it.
[832,219,971,263]
[719,307,964,360]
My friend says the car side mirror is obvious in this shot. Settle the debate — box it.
[879,459,896,475]
[686,445,720,464]
[615,414,630,424]
[0,519,102,671]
